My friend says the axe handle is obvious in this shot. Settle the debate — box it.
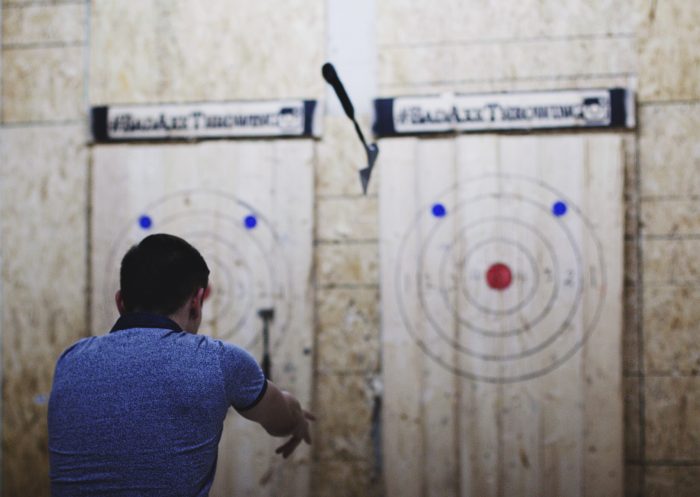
[262,353,271,381]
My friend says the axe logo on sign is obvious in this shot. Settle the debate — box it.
[581,96,610,124]
[278,107,304,134]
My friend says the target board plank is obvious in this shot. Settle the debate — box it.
[380,135,624,497]
[91,140,313,497]
[379,137,425,497]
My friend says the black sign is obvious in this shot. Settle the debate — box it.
[374,88,634,136]
[92,100,320,142]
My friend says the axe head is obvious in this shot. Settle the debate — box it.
[359,143,379,195]
[257,308,275,321]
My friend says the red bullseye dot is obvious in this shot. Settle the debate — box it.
[486,263,512,291]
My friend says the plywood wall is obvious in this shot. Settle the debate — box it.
[377,0,643,96]
[311,116,382,497]
[0,1,89,495]
[1,0,699,496]
[1,0,325,494]
[89,0,324,105]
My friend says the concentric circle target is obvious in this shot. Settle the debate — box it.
[104,189,292,350]
[395,174,606,383]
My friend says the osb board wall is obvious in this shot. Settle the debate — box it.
[0,0,89,495]
[0,0,325,495]
[0,0,699,496]
[89,0,324,104]
[311,116,383,497]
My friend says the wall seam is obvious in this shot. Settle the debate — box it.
[0,0,4,124]
[380,32,636,49]
[381,72,636,89]
[638,99,700,106]
[308,1,329,494]
[633,103,647,496]
[0,119,83,127]
[83,0,91,340]
[2,41,84,50]
[0,0,5,489]
[2,0,82,6]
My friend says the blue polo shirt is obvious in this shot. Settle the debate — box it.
[48,313,267,497]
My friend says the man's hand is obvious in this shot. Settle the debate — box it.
[238,381,316,458]
[275,394,316,458]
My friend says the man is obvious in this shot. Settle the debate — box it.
[48,233,314,496]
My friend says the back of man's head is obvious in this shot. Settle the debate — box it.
[119,234,210,315]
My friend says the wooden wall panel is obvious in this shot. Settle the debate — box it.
[90,0,324,105]
[1,4,85,46]
[379,137,425,497]
[0,125,88,496]
[380,135,624,497]
[377,0,642,97]
[91,140,314,497]
[377,0,647,45]
[1,46,83,124]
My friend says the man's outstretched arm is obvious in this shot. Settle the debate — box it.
[238,380,316,458]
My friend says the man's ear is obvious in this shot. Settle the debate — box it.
[189,287,206,318]
[115,290,127,315]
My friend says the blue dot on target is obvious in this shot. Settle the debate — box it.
[552,201,568,217]
[138,215,153,230]
[244,215,257,230]
[432,203,447,218]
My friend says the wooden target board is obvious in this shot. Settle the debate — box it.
[380,135,624,497]
[91,140,313,497]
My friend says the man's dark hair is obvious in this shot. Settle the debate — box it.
[119,234,210,315]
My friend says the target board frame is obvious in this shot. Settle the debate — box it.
[393,174,607,383]
[90,141,314,497]
[379,135,625,497]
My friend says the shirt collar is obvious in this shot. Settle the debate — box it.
[110,312,183,333]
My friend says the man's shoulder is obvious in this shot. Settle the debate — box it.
[94,328,247,357]
[56,329,250,365]
[190,335,259,368]
[57,335,96,360]
[55,330,204,360]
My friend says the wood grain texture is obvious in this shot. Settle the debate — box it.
[377,0,643,97]
[380,135,624,497]
[90,0,324,105]
[1,46,84,123]
[0,125,88,496]
[379,137,424,497]
[91,139,314,497]
[1,3,85,45]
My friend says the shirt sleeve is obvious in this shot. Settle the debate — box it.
[218,342,268,411]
